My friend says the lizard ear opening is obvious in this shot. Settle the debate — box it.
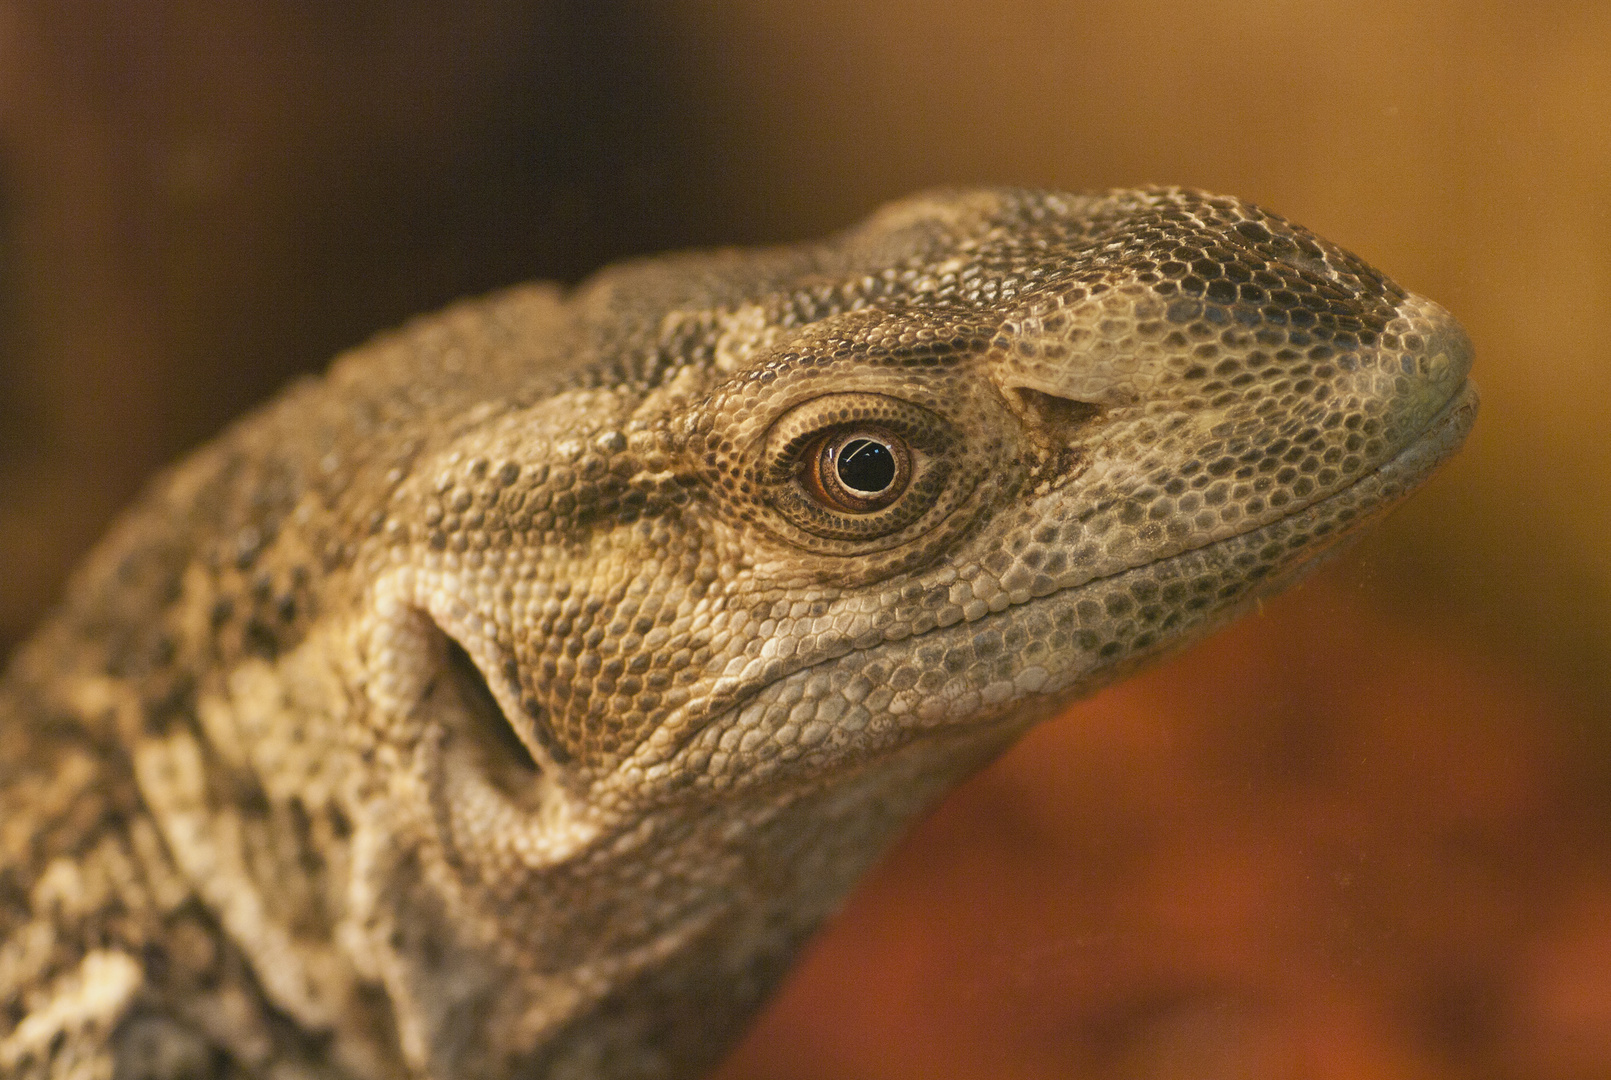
[438,633,542,794]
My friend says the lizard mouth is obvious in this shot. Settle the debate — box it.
[1309,376,1477,524]
[1344,378,1477,502]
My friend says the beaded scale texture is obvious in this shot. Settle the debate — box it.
[0,188,1475,1079]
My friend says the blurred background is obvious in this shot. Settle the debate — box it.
[0,1,1606,1077]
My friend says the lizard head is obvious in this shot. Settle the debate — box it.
[241,188,1473,1072]
[377,189,1473,807]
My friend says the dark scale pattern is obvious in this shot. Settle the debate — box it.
[0,189,1474,1080]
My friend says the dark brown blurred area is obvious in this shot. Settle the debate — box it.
[1,1,1607,1077]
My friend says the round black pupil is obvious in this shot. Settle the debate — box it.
[835,438,896,494]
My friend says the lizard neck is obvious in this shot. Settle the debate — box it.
[348,715,1030,1078]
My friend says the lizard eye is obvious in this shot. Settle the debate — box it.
[804,427,911,513]
[754,393,958,546]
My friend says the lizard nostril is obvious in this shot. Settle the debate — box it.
[1003,388,1104,442]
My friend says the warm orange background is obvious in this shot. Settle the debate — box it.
[1,2,1607,1078]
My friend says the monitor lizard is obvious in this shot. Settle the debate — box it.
[0,187,1476,1080]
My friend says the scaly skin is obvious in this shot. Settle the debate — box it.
[0,188,1475,1079]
